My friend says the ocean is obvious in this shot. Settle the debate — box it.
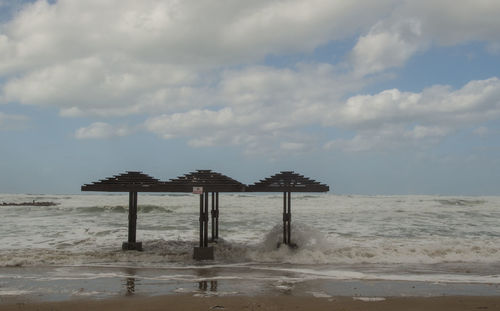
[1,193,500,299]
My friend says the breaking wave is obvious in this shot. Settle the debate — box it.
[80,205,174,213]
[2,223,499,269]
[435,198,486,206]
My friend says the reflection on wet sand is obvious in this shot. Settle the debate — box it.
[197,268,218,293]
[198,280,218,292]
[123,268,137,296]
[126,277,136,296]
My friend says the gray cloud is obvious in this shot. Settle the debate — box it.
[1,0,500,154]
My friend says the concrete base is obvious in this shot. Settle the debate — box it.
[193,246,214,260]
[122,241,143,251]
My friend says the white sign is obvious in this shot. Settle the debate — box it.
[192,187,203,194]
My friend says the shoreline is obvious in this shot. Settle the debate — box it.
[2,265,500,302]
[2,295,500,311]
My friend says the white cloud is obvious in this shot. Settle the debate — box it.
[349,0,500,75]
[0,0,392,73]
[75,122,131,139]
[1,0,500,155]
[325,77,500,152]
[143,63,359,153]
[0,0,394,117]
[0,111,28,130]
[350,19,426,75]
[331,78,500,127]
[2,56,199,116]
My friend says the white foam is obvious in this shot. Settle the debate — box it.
[308,291,332,298]
[353,297,386,302]
[0,289,33,296]
[72,290,104,296]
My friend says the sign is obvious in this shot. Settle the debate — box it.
[192,187,203,194]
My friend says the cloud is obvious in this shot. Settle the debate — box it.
[325,77,500,151]
[0,111,28,130]
[2,0,500,155]
[350,19,426,75]
[349,0,500,75]
[2,56,199,116]
[143,63,359,153]
[0,0,392,76]
[337,77,500,127]
[75,122,131,139]
[397,0,500,45]
[0,0,392,118]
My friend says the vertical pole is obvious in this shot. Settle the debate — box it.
[211,192,215,242]
[204,191,209,247]
[287,192,291,245]
[215,192,219,240]
[283,192,287,244]
[128,192,137,244]
[199,194,203,247]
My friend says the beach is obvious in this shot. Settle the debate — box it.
[1,265,500,310]
[1,295,500,311]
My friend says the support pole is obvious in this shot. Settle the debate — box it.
[122,191,142,251]
[211,192,215,242]
[281,192,294,247]
[283,192,287,244]
[287,191,291,245]
[199,193,204,247]
[204,192,209,247]
[128,191,136,244]
[194,191,214,260]
[215,192,219,240]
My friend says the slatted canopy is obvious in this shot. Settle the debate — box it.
[247,171,329,248]
[163,169,246,192]
[81,171,161,192]
[246,171,329,192]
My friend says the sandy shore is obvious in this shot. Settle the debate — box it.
[1,295,500,311]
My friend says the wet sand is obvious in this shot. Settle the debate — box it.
[2,265,500,310]
[2,295,500,311]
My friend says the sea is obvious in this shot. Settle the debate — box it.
[1,193,500,299]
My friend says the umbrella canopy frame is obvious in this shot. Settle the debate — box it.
[164,169,246,260]
[81,171,162,251]
[246,171,329,247]
[81,169,329,257]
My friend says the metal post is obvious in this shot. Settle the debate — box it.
[194,191,214,260]
[215,192,219,240]
[283,192,287,244]
[287,191,291,245]
[123,191,142,250]
[128,191,137,244]
[199,193,203,247]
[204,191,209,247]
[211,192,215,242]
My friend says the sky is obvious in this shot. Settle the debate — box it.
[1,0,500,195]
